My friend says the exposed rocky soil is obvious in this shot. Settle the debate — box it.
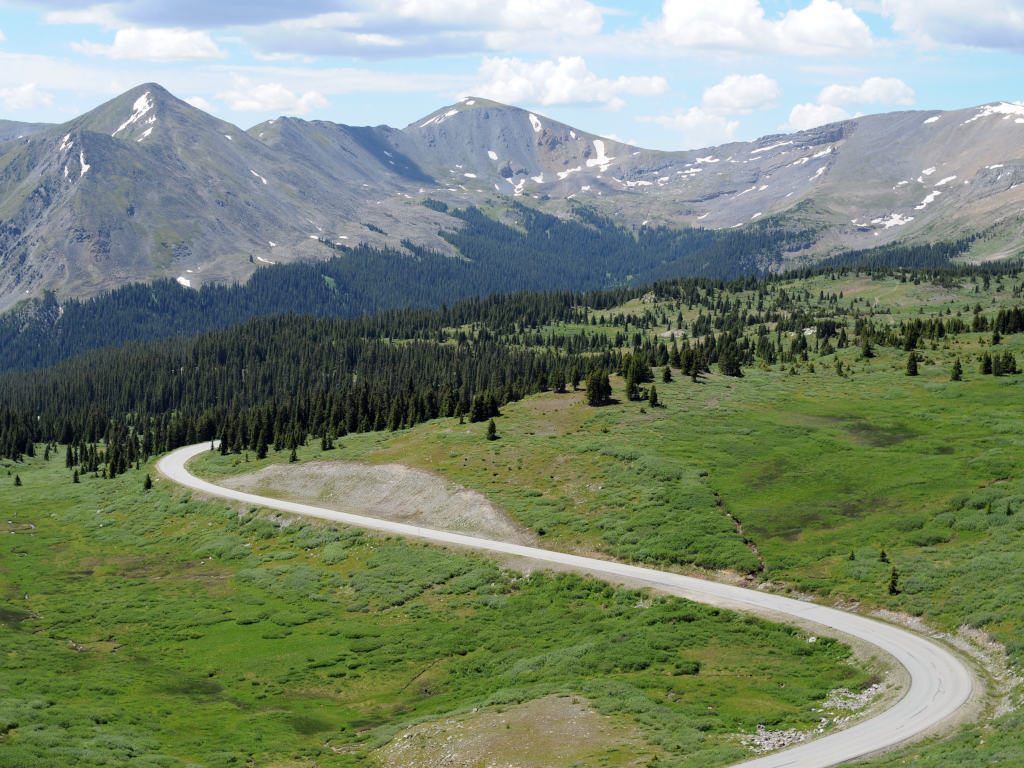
[223,459,537,545]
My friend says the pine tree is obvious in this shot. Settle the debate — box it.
[72,470,79,483]
[662,366,672,383]
[585,368,611,406]
[14,474,21,487]
[143,474,152,490]
[860,336,874,359]
[648,385,659,408]
[888,566,900,595]
[906,353,918,376]
[486,418,498,441]
[289,447,298,463]
[879,548,889,563]
[951,357,962,381]
[981,352,992,375]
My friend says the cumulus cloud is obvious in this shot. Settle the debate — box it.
[0,83,54,111]
[217,77,328,114]
[785,75,915,130]
[651,0,872,56]
[880,0,1024,51]
[476,56,667,110]
[72,27,226,61]
[818,76,914,106]
[638,107,740,149]
[702,74,780,114]
[185,95,214,112]
[785,102,851,130]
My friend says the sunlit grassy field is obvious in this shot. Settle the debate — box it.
[194,270,1024,766]
[0,444,873,767]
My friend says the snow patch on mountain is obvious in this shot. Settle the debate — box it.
[487,150,498,161]
[112,91,153,137]
[961,102,1024,125]
[79,150,90,176]
[751,140,793,155]
[915,191,942,210]
[585,139,614,172]
[528,113,542,133]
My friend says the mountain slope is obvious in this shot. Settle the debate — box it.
[1,84,1024,310]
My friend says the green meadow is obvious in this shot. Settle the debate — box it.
[0,444,871,767]
[194,270,1024,765]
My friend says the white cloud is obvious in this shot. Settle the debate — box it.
[785,102,851,130]
[218,77,328,114]
[72,27,226,61]
[0,83,54,111]
[0,28,5,43]
[785,76,914,130]
[702,74,780,114]
[44,5,122,29]
[240,0,605,58]
[818,76,914,106]
[880,0,1024,51]
[639,107,740,149]
[476,56,667,110]
[185,95,214,112]
[652,0,872,56]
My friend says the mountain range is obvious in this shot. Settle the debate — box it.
[1,82,1023,310]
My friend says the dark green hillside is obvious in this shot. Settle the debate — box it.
[0,203,815,372]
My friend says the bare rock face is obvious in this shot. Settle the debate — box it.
[2,83,1024,310]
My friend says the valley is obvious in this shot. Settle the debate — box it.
[3,265,1023,767]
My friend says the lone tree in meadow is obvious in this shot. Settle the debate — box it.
[860,336,875,359]
[888,566,901,595]
[486,418,498,441]
[951,357,963,381]
[906,352,919,376]
[585,368,612,406]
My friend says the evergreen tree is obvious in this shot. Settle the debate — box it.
[981,352,993,374]
[143,474,152,490]
[888,566,900,595]
[906,352,918,376]
[486,418,498,441]
[289,447,298,463]
[951,357,962,381]
[552,367,567,393]
[585,368,611,406]
[662,366,672,383]
[860,336,874,359]
[72,469,80,484]
[648,385,659,408]
[14,474,21,487]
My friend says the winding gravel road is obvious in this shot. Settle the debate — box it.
[158,442,974,768]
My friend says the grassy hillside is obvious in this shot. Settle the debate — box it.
[0,447,872,768]
[191,269,1024,765]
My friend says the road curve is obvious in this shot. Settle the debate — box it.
[158,442,974,768]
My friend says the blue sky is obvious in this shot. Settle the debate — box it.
[1,0,1024,149]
